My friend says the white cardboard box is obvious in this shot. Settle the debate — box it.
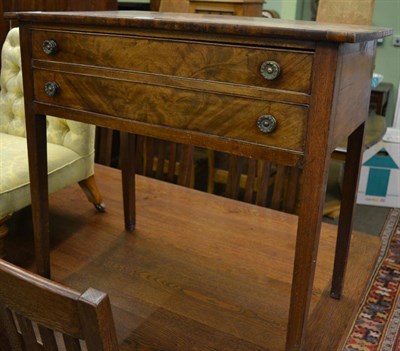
[357,137,400,208]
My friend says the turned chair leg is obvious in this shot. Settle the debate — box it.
[0,218,10,258]
[78,175,105,212]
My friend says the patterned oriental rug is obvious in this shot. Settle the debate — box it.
[343,208,400,351]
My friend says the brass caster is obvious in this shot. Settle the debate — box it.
[94,203,106,212]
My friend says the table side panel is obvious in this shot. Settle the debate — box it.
[330,41,377,151]
[32,29,314,94]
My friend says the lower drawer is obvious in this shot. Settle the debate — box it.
[34,70,307,152]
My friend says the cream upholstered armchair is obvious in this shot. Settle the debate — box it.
[0,28,104,256]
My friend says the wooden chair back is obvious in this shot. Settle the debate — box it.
[159,0,190,13]
[207,151,300,213]
[135,136,195,188]
[316,0,375,25]
[0,259,118,351]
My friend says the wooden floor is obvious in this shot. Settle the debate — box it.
[4,164,381,351]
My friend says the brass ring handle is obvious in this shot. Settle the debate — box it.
[260,61,281,80]
[44,82,60,97]
[42,39,58,55]
[257,115,277,133]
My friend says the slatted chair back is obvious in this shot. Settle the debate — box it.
[316,0,375,25]
[0,259,118,351]
[159,0,190,13]
[207,151,300,213]
[135,136,195,188]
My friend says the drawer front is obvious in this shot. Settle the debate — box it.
[34,70,307,152]
[33,30,313,94]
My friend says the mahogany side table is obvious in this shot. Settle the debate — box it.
[17,11,391,350]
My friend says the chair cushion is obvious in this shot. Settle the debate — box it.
[0,27,24,137]
[0,27,97,220]
[0,27,95,156]
[0,133,94,218]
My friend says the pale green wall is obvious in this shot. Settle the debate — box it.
[265,0,298,19]
[264,0,282,15]
[372,0,400,126]
[297,0,312,20]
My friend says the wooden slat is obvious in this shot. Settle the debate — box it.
[135,135,145,174]
[63,334,81,351]
[15,314,41,351]
[255,161,271,207]
[283,167,300,214]
[155,140,166,180]
[270,165,286,210]
[207,150,216,194]
[177,145,194,187]
[167,143,178,182]
[244,158,257,203]
[208,153,298,212]
[225,155,241,199]
[95,127,114,166]
[145,138,155,177]
[130,136,195,188]
[38,325,58,350]
[0,307,23,351]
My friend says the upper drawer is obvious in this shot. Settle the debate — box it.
[32,30,314,94]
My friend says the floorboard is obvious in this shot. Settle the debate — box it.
[4,164,381,350]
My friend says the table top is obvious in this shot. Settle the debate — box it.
[16,11,392,43]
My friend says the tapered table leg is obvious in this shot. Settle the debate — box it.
[285,43,338,351]
[285,156,331,350]
[120,132,136,231]
[26,114,50,278]
[331,122,366,299]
